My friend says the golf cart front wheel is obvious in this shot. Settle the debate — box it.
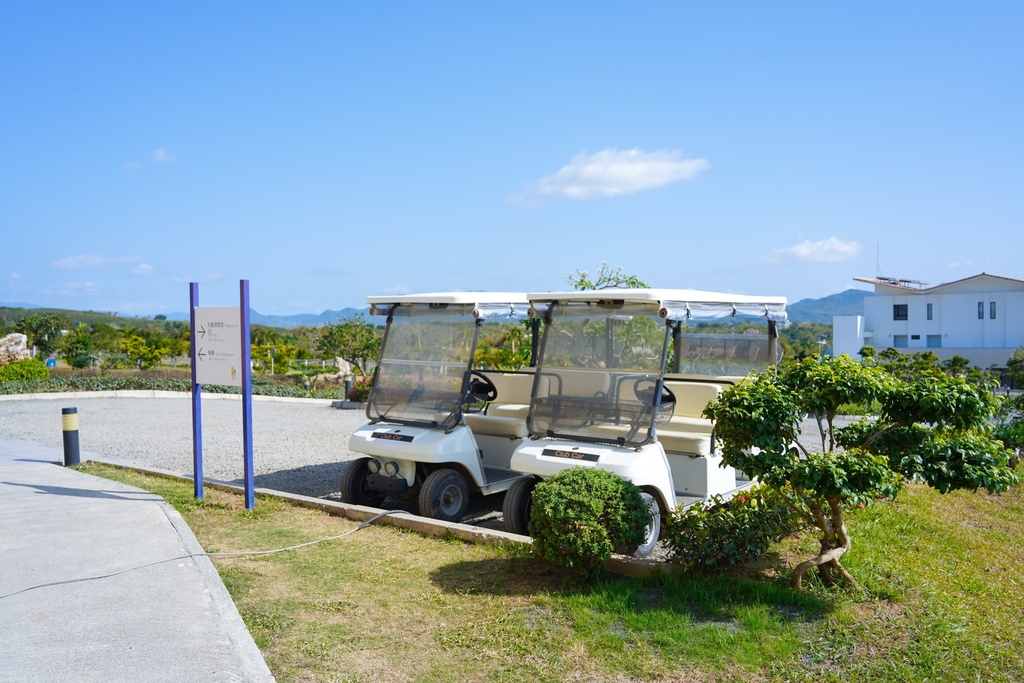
[502,477,537,536]
[419,468,470,522]
[340,457,386,507]
[634,492,661,558]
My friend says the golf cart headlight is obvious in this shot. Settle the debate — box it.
[384,460,400,477]
[366,458,382,475]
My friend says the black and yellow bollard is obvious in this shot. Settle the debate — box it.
[62,407,80,466]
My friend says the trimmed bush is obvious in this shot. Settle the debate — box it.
[348,376,372,402]
[662,484,806,571]
[529,467,649,580]
[0,372,350,400]
[0,358,49,382]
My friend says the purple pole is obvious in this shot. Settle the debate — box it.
[240,279,255,509]
[189,282,204,500]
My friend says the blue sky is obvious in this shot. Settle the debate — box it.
[2,2,1022,317]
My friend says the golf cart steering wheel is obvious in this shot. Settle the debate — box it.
[468,371,498,403]
[632,378,676,406]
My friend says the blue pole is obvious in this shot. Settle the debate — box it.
[240,279,255,510]
[189,282,204,500]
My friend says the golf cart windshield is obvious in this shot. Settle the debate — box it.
[527,300,674,448]
[367,303,478,429]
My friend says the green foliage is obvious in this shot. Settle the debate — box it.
[529,467,649,580]
[315,317,381,376]
[777,321,832,361]
[0,372,351,400]
[705,355,1019,589]
[0,358,50,381]
[119,334,165,370]
[347,375,372,402]
[15,313,69,358]
[993,393,1024,466]
[566,261,649,290]
[663,484,807,570]
[60,326,96,368]
[250,343,297,375]
[474,322,531,371]
[1006,345,1024,387]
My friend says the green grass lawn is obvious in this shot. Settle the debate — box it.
[82,463,1024,683]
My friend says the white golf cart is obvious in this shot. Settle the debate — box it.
[343,293,537,522]
[503,288,788,556]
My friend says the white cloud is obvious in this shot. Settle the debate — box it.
[130,263,154,276]
[510,148,709,205]
[10,272,22,280]
[759,238,862,266]
[152,147,175,163]
[52,254,107,269]
[383,284,412,295]
[42,282,99,297]
[123,160,142,170]
[948,259,975,269]
[52,253,144,271]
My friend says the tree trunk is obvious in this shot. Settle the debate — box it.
[791,497,861,591]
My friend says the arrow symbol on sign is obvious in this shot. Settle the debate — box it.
[198,325,206,338]
[197,349,206,361]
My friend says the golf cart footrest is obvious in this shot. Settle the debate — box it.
[367,473,409,494]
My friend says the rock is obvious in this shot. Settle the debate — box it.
[0,333,30,365]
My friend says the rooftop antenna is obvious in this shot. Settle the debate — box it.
[874,243,928,288]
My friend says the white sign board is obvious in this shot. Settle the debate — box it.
[192,307,243,387]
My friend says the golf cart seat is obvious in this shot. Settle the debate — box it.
[463,413,530,439]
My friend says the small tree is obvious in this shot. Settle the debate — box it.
[566,261,649,290]
[119,334,165,370]
[1006,345,1024,389]
[705,355,1019,590]
[60,325,96,369]
[315,317,381,376]
[15,313,69,358]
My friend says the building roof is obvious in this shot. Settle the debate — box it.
[854,272,1024,295]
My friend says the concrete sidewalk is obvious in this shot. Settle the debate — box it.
[0,439,275,682]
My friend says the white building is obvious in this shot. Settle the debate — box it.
[832,273,1024,368]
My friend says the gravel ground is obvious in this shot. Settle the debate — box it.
[0,393,508,526]
[0,395,365,496]
[0,393,850,532]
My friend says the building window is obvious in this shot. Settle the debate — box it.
[893,304,908,321]
[911,335,920,340]
[978,302,985,319]
[991,301,997,319]
[927,335,942,348]
[894,335,908,348]
[927,303,933,320]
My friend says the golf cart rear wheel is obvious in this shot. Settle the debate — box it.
[419,468,470,522]
[340,457,386,507]
[502,477,537,536]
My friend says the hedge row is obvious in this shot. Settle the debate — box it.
[0,374,349,400]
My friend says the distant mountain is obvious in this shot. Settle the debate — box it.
[788,289,870,325]
[0,301,43,309]
[163,308,367,327]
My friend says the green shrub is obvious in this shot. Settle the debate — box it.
[529,467,649,580]
[0,372,350,400]
[0,358,50,381]
[347,375,372,402]
[662,484,806,571]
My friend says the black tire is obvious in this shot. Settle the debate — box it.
[634,492,661,558]
[502,477,537,536]
[340,457,386,507]
[418,468,470,522]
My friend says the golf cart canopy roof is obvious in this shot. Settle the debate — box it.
[367,292,530,320]
[527,288,788,323]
